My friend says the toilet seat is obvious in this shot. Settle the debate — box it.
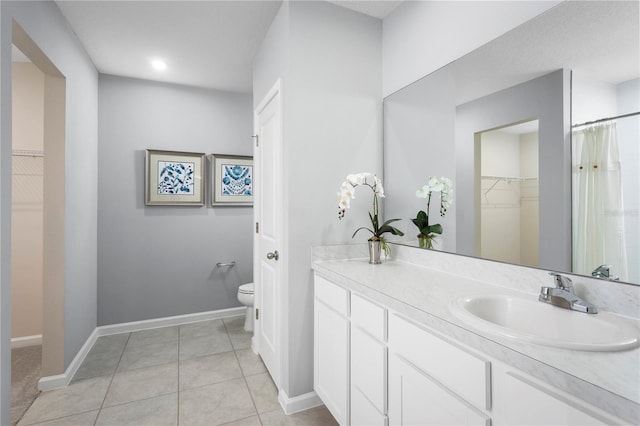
[238,283,254,294]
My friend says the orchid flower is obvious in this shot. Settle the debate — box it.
[337,172,404,256]
[412,176,454,248]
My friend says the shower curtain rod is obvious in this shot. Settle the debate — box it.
[572,111,640,128]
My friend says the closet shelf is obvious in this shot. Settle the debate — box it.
[481,175,538,195]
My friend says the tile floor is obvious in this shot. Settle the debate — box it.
[17,316,338,426]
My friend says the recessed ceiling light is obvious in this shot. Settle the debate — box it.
[151,60,167,71]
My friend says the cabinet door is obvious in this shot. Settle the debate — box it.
[389,314,490,411]
[314,299,349,425]
[388,355,489,426]
[493,368,624,425]
[352,387,387,426]
[351,326,386,414]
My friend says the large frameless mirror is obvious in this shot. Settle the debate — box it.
[384,1,639,285]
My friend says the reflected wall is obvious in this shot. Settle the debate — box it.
[382,1,639,285]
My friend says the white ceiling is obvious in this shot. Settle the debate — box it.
[453,0,639,105]
[55,0,402,94]
[52,1,639,96]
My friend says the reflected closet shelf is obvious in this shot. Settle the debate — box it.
[481,176,538,195]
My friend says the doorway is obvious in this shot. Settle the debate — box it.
[8,21,66,425]
[478,120,540,267]
[10,44,45,425]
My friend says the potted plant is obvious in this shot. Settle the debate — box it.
[412,176,454,249]
[337,173,404,263]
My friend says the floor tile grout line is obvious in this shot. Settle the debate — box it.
[178,370,247,393]
[180,319,248,425]
[99,390,178,411]
[222,318,262,425]
[220,414,262,426]
[94,331,132,425]
[227,320,264,426]
[18,408,100,426]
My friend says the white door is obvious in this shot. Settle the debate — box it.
[254,80,283,387]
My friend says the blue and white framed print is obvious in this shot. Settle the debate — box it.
[210,154,253,206]
[145,149,206,206]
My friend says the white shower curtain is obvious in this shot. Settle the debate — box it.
[572,123,628,280]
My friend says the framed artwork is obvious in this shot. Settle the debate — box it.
[210,154,253,206]
[145,149,206,206]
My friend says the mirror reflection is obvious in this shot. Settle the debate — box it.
[383,1,639,285]
[479,120,539,268]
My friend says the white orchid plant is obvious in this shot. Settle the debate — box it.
[412,176,454,249]
[337,172,404,256]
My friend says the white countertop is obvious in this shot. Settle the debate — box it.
[312,256,640,423]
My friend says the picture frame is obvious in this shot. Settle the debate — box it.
[210,154,254,206]
[145,149,206,206]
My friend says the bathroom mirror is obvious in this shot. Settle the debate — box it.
[384,1,640,285]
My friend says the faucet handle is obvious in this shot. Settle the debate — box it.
[549,272,573,290]
[592,264,612,278]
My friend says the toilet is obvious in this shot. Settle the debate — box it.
[237,283,255,332]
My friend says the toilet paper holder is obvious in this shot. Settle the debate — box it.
[216,261,236,267]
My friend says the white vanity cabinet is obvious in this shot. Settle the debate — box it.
[313,273,629,426]
[314,276,389,426]
[350,294,387,426]
[314,275,350,425]
[388,354,489,426]
[491,363,624,425]
[387,313,491,426]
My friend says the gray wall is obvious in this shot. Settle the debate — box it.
[1,1,98,422]
[384,66,457,250]
[382,0,560,96]
[456,69,571,272]
[384,69,571,272]
[253,1,382,399]
[98,75,253,325]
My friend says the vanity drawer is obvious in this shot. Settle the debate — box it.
[388,314,491,411]
[351,293,386,341]
[351,326,386,414]
[314,275,349,316]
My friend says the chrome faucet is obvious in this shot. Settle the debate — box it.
[539,272,598,314]
[591,264,619,281]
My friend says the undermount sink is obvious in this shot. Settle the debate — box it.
[449,295,640,352]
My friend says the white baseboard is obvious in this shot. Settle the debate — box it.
[37,307,246,391]
[278,389,323,415]
[11,334,42,349]
[97,307,245,336]
[38,327,99,391]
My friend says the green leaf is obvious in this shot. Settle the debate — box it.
[368,212,379,233]
[378,224,405,237]
[377,218,404,237]
[380,218,402,228]
[389,226,405,236]
[427,223,443,235]
[352,226,374,239]
[411,211,428,229]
